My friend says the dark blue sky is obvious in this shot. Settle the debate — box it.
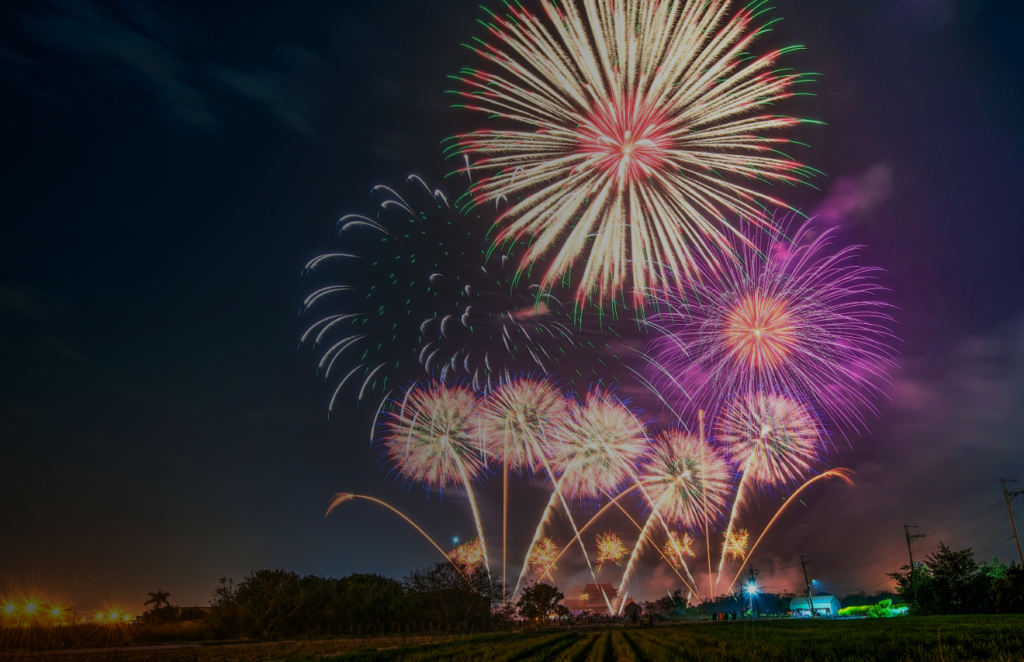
[1,0,1023,612]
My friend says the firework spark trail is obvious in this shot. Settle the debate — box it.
[723,468,855,595]
[551,483,643,564]
[714,391,822,590]
[450,0,819,305]
[513,387,645,610]
[479,378,566,591]
[646,223,896,431]
[383,383,492,574]
[715,469,750,592]
[478,379,606,606]
[617,429,730,607]
[326,493,466,577]
[615,483,701,613]
[699,409,713,600]
[546,482,695,592]
[511,473,613,612]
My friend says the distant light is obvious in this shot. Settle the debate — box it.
[744,581,758,595]
[51,608,61,616]
[3,605,14,614]
[25,603,36,613]
[452,536,460,545]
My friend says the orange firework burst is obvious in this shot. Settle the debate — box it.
[663,531,697,568]
[723,529,750,562]
[719,392,823,487]
[528,538,560,581]
[595,532,628,571]
[448,538,485,570]
[547,388,648,501]
[723,293,797,370]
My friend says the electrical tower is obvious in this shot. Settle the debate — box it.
[904,525,925,569]
[800,554,813,615]
[746,566,759,613]
[1001,479,1024,565]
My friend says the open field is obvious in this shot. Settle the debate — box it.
[4,616,1023,662]
[307,616,1024,662]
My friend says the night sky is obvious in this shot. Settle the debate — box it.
[2,0,1023,614]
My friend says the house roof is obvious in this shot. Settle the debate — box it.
[789,595,840,608]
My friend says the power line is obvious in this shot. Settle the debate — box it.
[924,500,1004,536]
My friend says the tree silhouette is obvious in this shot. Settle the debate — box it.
[144,590,171,611]
[516,582,563,622]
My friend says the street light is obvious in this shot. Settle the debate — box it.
[744,581,759,613]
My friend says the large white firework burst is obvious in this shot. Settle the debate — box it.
[450,0,820,305]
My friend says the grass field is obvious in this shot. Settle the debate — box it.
[296,616,1024,662]
[6,616,1022,661]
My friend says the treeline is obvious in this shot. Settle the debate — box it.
[888,543,1024,615]
[145,563,507,638]
[646,589,799,619]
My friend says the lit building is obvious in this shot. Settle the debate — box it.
[561,584,620,615]
[789,595,841,616]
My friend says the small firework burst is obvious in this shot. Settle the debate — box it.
[528,537,560,581]
[448,537,485,570]
[595,532,629,572]
[663,531,697,569]
[719,392,823,487]
[723,529,750,563]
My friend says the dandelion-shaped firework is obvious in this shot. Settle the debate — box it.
[480,378,567,472]
[382,382,491,571]
[647,223,895,431]
[723,528,750,562]
[450,0,820,305]
[713,391,821,588]
[513,386,645,605]
[618,429,728,599]
[479,377,568,589]
[663,531,697,568]
[301,176,620,414]
[547,388,649,501]
[640,430,733,530]
[595,532,629,572]
[719,391,823,488]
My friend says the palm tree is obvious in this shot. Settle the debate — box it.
[144,591,170,611]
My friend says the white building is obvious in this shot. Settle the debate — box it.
[789,595,841,616]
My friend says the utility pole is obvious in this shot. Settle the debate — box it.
[747,566,759,613]
[800,554,813,615]
[1001,479,1024,565]
[904,525,925,570]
